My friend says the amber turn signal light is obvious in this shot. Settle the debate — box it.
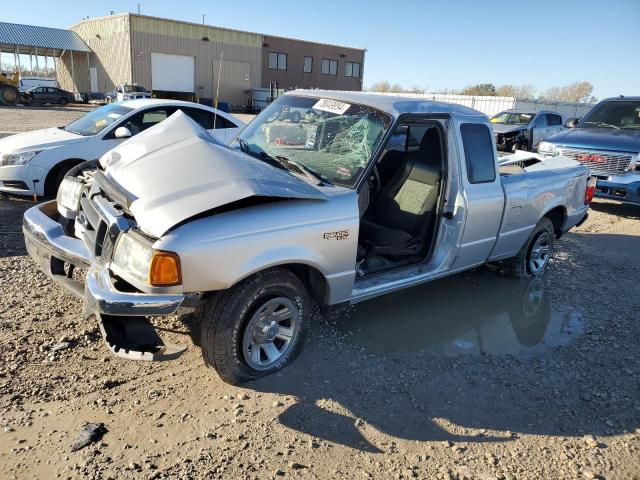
[149,251,182,286]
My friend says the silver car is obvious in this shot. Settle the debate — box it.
[23,90,591,384]
[491,109,565,152]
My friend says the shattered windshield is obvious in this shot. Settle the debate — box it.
[490,112,534,125]
[232,95,393,187]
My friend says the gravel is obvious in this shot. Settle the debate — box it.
[1,193,639,479]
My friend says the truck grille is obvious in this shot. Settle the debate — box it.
[77,176,130,264]
[559,148,633,176]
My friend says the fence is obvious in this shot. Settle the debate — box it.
[365,91,594,119]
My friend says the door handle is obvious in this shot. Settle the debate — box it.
[442,211,454,220]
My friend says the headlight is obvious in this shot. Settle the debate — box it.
[112,233,181,287]
[538,142,557,156]
[56,177,83,216]
[0,151,38,166]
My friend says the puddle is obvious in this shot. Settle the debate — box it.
[335,272,584,357]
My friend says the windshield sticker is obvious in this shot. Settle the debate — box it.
[94,119,107,127]
[107,113,123,119]
[313,98,351,115]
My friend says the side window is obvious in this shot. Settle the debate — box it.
[546,114,562,126]
[533,115,546,127]
[122,108,174,136]
[182,108,214,129]
[460,123,496,184]
[213,115,236,129]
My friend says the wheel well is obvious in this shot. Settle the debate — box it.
[282,264,329,306]
[44,159,84,197]
[544,206,566,238]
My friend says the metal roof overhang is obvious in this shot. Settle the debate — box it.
[0,22,91,56]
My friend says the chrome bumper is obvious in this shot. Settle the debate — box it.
[23,200,186,316]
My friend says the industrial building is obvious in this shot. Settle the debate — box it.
[51,13,364,109]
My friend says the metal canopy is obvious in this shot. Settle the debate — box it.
[0,22,91,55]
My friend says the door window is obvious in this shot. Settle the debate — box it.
[117,108,175,136]
[460,123,495,184]
[533,115,546,127]
[546,114,562,126]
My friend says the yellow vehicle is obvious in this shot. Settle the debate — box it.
[0,71,20,106]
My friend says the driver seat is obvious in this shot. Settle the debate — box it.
[360,128,442,258]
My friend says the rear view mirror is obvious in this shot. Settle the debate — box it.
[115,126,132,139]
[565,118,578,128]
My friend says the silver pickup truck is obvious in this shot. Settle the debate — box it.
[23,91,592,384]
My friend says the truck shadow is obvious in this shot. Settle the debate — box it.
[590,199,640,220]
[234,270,638,452]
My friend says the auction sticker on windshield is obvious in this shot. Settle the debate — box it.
[313,98,351,115]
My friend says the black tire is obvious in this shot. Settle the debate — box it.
[198,267,310,384]
[505,217,554,279]
[45,160,81,198]
[59,97,69,106]
[0,84,19,106]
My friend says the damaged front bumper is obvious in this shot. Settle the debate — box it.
[23,200,194,360]
[593,173,640,206]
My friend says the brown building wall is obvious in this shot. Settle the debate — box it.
[129,15,262,107]
[261,35,364,91]
[67,15,133,93]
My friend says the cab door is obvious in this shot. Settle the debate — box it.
[453,121,505,269]
[531,114,547,148]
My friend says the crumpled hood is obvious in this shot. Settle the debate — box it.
[101,110,328,238]
[0,127,87,153]
[544,127,640,153]
[491,123,527,135]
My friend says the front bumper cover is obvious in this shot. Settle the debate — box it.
[593,174,640,206]
[23,200,191,360]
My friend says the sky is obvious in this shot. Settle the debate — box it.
[3,0,639,100]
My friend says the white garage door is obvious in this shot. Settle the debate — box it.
[151,53,195,92]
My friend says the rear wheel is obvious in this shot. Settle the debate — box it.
[0,84,19,106]
[505,217,554,279]
[59,97,68,106]
[198,268,310,384]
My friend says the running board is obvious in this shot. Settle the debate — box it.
[97,314,186,361]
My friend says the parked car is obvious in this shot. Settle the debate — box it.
[538,96,640,206]
[491,109,565,152]
[22,91,592,385]
[18,76,58,93]
[21,86,75,106]
[105,84,151,103]
[0,99,245,197]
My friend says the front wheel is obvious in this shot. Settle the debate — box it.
[505,217,555,279]
[198,268,310,384]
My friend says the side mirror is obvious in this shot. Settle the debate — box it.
[114,126,132,139]
[565,118,578,128]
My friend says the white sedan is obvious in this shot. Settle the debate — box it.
[0,99,245,197]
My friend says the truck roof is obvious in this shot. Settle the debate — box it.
[600,96,640,102]
[288,89,488,120]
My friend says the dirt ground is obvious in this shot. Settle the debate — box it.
[1,194,639,480]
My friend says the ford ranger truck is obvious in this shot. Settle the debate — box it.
[23,91,592,384]
[538,96,640,206]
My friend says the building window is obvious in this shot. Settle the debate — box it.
[268,52,287,70]
[345,62,361,78]
[303,56,313,73]
[321,58,337,76]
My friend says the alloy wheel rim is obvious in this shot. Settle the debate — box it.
[242,297,299,371]
[529,232,551,274]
